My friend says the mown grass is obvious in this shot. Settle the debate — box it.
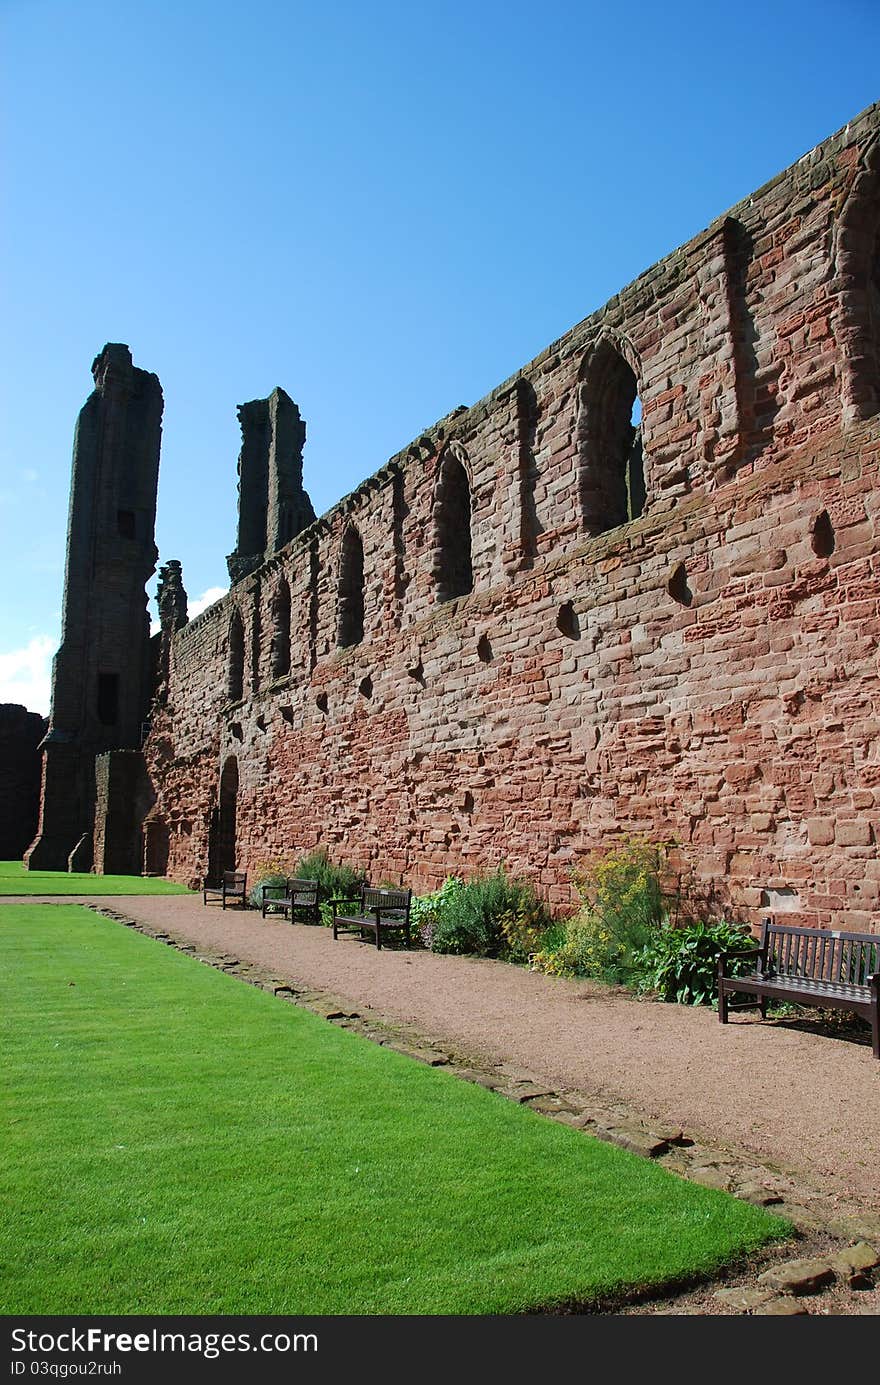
[0,904,788,1314]
[0,860,188,895]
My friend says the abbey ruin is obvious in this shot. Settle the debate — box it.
[25,103,880,929]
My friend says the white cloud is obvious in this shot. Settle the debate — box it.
[0,635,54,715]
[189,586,228,619]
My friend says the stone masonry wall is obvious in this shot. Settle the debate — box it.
[144,104,880,929]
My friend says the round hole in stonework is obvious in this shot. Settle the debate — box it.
[477,635,493,662]
[230,722,243,741]
[667,562,693,607]
[359,675,373,698]
[315,692,328,714]
[557,602,580,639]
[811,509,835,558]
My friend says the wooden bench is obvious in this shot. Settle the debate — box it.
[331,887,413,950]
[718,918,879,1058]
[203,870,248,909]
[260,877,320,923]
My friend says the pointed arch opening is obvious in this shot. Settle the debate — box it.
[217,756,238,874]
[271,576,291,678]
[227,608,245,702]
[337,526,365,648]
[837,137,880,422]
[576,339,645,535]
[434,449,473,602]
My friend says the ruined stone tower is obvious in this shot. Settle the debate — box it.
[226,387,315,583]
[26,344,163,871]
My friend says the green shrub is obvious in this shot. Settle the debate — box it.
[531,913,614,979]
[497,903,555,963]
[573,836,668,980]
[633,919,756,1006]
[247,855,294,909]
[430,868,550,958]
[532,838,670,982]
[410,877,465,949]
[290,849,367,925]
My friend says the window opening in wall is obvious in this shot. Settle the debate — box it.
[358,675,373,698]
[434,452,473,601]
[337,527,365,647]
[811,510,835,559]
[578,342,645,534]
[228,609,245,702]
[871,228,880,385]
[117,509,136,539]
[667,562,693,607]
[97,672,119,726]
[271,577,291,678]
[556,602,580,638]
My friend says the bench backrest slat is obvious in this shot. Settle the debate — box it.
[287,878,318,901]
[764,919,879,985]
[362,887,412,916]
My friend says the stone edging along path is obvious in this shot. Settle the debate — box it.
[70,900,880,1316]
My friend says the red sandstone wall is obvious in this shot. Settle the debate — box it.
[144,105,880,929]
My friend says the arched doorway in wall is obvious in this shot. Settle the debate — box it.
[212,756,239,875]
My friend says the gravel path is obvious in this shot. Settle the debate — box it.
[10,893,880,1212]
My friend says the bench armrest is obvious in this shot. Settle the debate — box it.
[330,896,361,917]
[717,946,762,979]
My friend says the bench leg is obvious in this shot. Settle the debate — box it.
[871,1004,879,1061]
[759,997,768,1019]
[332,921,338,940]
[376,930,382,950]
[718,983,728,1024]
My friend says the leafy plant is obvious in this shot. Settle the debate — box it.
[534,837,671,982]
[295,848,366,906]
[430,868,550,958]
[498,903,553,964]
[410,877,465,949]
[531,913,616,979]
[247,855,294,909]
[633,919,756,1006]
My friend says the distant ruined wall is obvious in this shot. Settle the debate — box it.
[0,705,47,860]
[132,103,880,929]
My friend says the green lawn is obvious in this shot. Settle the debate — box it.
[0,860,188,895]
[1,904,788,1314]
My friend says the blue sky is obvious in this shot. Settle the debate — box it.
[1,0,877,713]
